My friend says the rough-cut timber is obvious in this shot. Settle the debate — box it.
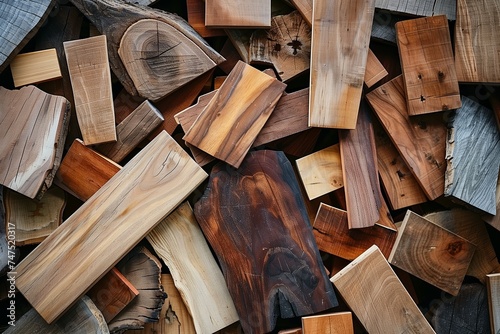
[331,245,435,334]
[146,202,239,334]
[396,15,461,115]
[445,96,500,215]
[205,0,271,28]
[0,86,70,199]
[388,211,476,296]
[15,131,207,324]
[309,0,374,129]
[10,49,62,87]
[194,150,338,334]
[375,0,456,20]
[487,273,500,334]
[302,312,353,334]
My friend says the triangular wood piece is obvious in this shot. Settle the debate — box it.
[205,0,271,28]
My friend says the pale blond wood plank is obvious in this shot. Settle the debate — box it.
[486,273,500,334]
[364,49,388,88]
[10,49,61,87]
[302,312,353,334]
[15,131,207,324]
[375,0,456,20]
[205,0,271,28]
[309,0,374,129]
[64,35,116,145]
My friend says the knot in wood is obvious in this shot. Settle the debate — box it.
[447,241,463,256]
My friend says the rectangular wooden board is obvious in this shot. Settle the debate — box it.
[10,48,61,87]
[483,173,500,232]
[205,0,271,28]
[187,0,225,37]
[302,312,353,334]
[15,131,208,324]
[365,49,388,88]
[486,273,500,334]
[375,0,456,20]
[309,0,374,129]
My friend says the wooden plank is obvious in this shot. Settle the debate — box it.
[491,93,500,130]
[366,75,447,200]
[331,245,435,334]
[313,203,397,260]
[183,61,286,168]
[483,172,500,232]
[290,0,312,25]
[205,0,271,28]
[113,89,145,125]
[64,35,117,145]
[0,85,70,199]
[396,15,461,115]
[487,273,500,334]
[445,96,500,215]
[146,202,239,333]
[55,139,121,202]
[194,150,338,334]
[309,0,374,129]
[375,0,456,20]
[186,0,225,37]
[97,101,164,163]
[15,131,207,324]
[302,312,353,334]
[364,49,388,88]
[296,144,343,200]
[279,328,303,334]
[388,211,476,296]
[10,49,61,87]
[455,0,500,83]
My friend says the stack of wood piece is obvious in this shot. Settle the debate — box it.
[0,0,499,333]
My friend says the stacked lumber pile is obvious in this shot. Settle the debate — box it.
[0,0,499,333]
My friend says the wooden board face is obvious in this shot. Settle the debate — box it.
[186,0,225,37]
[375,0,456,20]
[15,131,208,324]
[364,49,388,88]
[10,48,62,87]
[302,312,353,334]
[205,0,271,28]
[309,0,374,129]
[396,15,461,115]
[483,172,500,232]
[486,273,500,333]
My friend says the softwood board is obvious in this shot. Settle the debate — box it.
[10,48,61,87]
[183,61,286,168]
[486,273,500,334]
[15,131,207,324]
[113,89,144,124]
[331,245,435,334]
[187,0,225,37]
[365,49,388,88]
[455,0,500,83]
[375,0,456,19]
[483,173,500,232]
[366,75,447,200]
[205,0,271,28]
[146,202,239,333]
[309,0,374,129]
[302,312,353,334]
[64,35,116,145]
[396,15,461,115]
[388,211,475,296]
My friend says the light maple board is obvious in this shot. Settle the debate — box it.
[205,0,271,28]
[10,48,62,87]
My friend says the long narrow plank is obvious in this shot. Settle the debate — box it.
[331,245,435,334]
[396,15,461,115]
[183,61,286,168]
[10,49,61,87]
[309,0,374,129]
[366,75,447,200]
[375,0,456,20]
[205,0,271,28]
[445,96,500,215]
[146,202,239,333]
[455,0,500,83]
[302,312,353,334]
[64,35,116,145]
[187,0,225,37]
[486,273,500,334]
[15,131,207,324]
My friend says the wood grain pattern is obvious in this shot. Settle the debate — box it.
[396,15,461,115]
[0,85,70,199]
[309,0,374,129]
[366,75,447,200]
[455,0,500,83]
[483,172,500,232]
[486,273,500,334]
[187,0,225,37]
[331,245,435,334]
[10,48,61,87]
[15,131,207,324]
[375,0,456,20]
[64,35,116,145]
[445,96,500,215]
[113,89,145,125]
[302,312,353,334]
[290,0,312,25]
[296,144,343,200]
[183,61,286,168]
[388,211,475,296]
[146,202,239,333]
[365,49,388,88]
[194,150,338,334]
[205,0,271,28]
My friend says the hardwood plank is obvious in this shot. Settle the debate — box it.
[187,0,225,37]
[296,144,343,200]
[487,273,500,334]
[113,89,145,125]
[302,312,353,334]
[205,0,271,28]
[491,93,500,130]
[183,61,286,168]
[146,202,239,333]
[366,75,447,200]
[279,328,303,334]
[364,49,388,88]
[445,96,500,215]
[0,85,70,199]
[375,0,456,20]
[309,0,374,129]
[396,15,461,115]
[15,131,207,324]
[55,139,121,202]
[388,210,476,296]
[64,35,117,145]
[10,49,61,87]
[483,172,500,232]
[455,0,500,83]
[331,245,434,333]
[194,150,338,334]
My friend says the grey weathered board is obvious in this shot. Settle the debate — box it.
[375,0,456,20]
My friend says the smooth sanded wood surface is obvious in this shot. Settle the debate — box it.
[375,0,456,20]
[366,76,447,200]
[10,48,61,87]
[296,144,343,200]
[302,312,353,334]
[365,49,388,88]
[187,0,225,37]
[64,35,116,145]
[183,61,286,168]
[194,150,338,334]
[445,96,500,215]
[15,131,207,324]
[455,0,500,83]
[309,0,374,129]
[331,245,435,334]
[0,85,69,199]
[147,202,239,334]
[486,273,500,334]
[388,211,476,296]
[205,0,271,28]
[396,15,461,115]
